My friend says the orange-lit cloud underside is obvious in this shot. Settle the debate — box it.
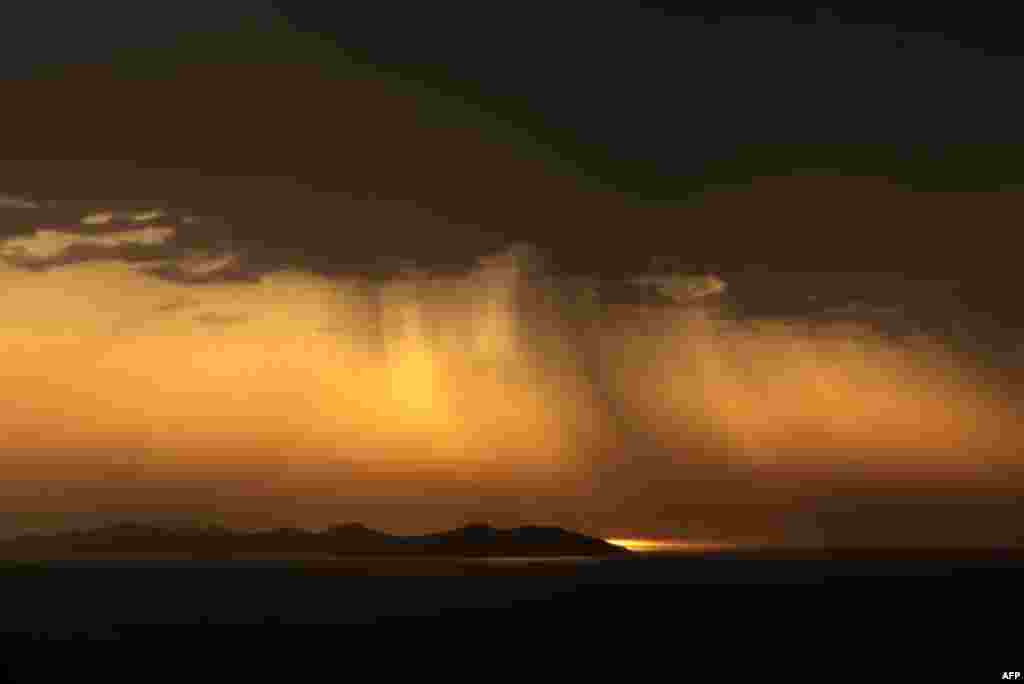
[0,251,1021,538]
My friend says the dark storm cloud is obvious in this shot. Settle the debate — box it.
[816,302,908,331]
[3,6,1023,547]
[799,493,1024,548]
[592,279,679,308]
[0,193,42,209]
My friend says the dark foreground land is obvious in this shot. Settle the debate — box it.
[2,542,1023,641]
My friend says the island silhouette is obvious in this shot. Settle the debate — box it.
[0,522,630,560]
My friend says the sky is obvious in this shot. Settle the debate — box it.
[0,7,1022,546]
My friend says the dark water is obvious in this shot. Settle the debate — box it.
[2,550,1021,640]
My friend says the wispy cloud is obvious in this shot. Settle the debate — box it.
[0,226,176,267]
[154,296,201,313]
[81,209,168,225]
[195,312,249,327]
[625,273,727,302]
[81,211,114,225]
[144,250,269,284]
[132,209,166,223]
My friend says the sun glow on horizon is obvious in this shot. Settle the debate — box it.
[604,538,737,553]
[0,238,1022,540]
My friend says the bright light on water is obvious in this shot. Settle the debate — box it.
[605,538,735,553]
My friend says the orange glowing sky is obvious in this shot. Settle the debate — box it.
[0,204,1022,545]
[6,6,1024,556]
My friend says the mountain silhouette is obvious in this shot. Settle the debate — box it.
[0,522,629,558]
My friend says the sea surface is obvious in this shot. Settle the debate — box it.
[3,546,1022,641]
